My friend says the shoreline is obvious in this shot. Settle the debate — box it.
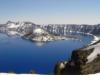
[87,33,100,45]
[54,33,100,75]
[0,33,100,75]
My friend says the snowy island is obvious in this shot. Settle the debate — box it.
[23,28,71,42]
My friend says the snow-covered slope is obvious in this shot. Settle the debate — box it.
[41,24,100,35]
[87,42,100,63]
[89,73,100,75]
[0,73,41,75]
[5,21,36,36]
[7,23,19,29]
[33,28,46,35]
[86,35,100,63]
[0,21,73,42]
[1,21,100,36]
[26,28,55,42]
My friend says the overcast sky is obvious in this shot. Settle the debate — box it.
[0,0,100,24]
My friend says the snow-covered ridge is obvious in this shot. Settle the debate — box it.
[0,21,78,42]
[87,40,100,63]
[1,21,100,36]
[1,21,100,42]
[86,33,100,45]
[90,35,100,44]
[1,21,100,35]
[89,73,100,75]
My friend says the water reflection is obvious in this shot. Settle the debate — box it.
[35,42,45,47]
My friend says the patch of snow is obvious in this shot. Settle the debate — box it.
[81,34,100,63]
[87,42,100,63]
[0,73,41,75]
[59,63,65,69]
[89,72,100,75]
[69,30,73,33]
[90,35,99,44]
[35,42,45,47]
[7,23,19,29]
[33,28,46,35]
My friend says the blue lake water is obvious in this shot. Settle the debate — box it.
[0,33,93,74]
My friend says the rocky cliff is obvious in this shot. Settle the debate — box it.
[1,21,100,36]
[54,40,100,75]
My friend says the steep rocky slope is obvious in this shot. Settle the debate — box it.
[54,39,100,75]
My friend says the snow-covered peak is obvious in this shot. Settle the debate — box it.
[33,28,47,35]
[5,21,36,36]
[6,21,20,29]
[7,23,19,29]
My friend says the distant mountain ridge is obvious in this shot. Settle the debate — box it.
[0,21,100,36]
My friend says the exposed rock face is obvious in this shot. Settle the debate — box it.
[54,41,100,75]
[41,24,100,35]
[1,21,100,36]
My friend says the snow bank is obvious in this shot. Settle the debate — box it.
[86,34,100,63]
[87,42,100,63]
[89,72,100,75]
[0,73,42,75]
[90,35,100,44]
[86,33,100,45]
